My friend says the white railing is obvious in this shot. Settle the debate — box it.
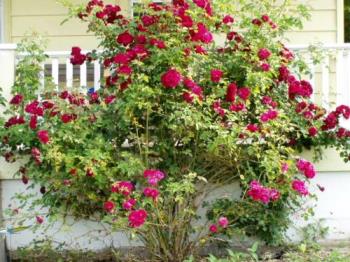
[15,50,102,91]
[289,44,350,111]
[40,51,102,90]
[2,43,350,110]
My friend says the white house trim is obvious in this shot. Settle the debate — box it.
[337,0,345,43]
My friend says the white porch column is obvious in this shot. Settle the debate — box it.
[0,44,23,181]
[0,43,17,262]
[0,44,20,180]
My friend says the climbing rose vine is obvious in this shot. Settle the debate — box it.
[2,0,350,260]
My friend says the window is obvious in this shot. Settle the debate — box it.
[345,0,350,42]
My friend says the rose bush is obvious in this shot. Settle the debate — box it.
[2,0,350,260]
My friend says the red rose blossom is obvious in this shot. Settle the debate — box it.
[104,201,115,213]
[4,116,25,128]
[193,0,206,8]
[210,69,223,83]
[70,47,86,65]
[218,217,229,228]
[261,14,270,22]
[113,53,130,64]
[192,23,213,43]
[260,109,278,122]
[252,18,262,26]
[122,198,136,210]
[22,174,29,184]
[143,187,160,200]
[183,92,194,103]
[29,115,37,130]
[212,100,225,116]
[308,126,318,137]
[226,83,237,102]
[42,100,54,110]
[237,87,251,100]
[261,63,270,71]
[128,209,147,228]
[86,168,94,177]
[209,224,218,233]
[116,31,134,46]
[141,15,156,27]
[36,216,44,224]
[292,179,309,196]
[258,48,272,60]
[61,114,75,124]
[144,169,165,186]
[297,159,316,179]
[229,102,245,112]
[136,35,147,44]
[161,69,182,89]
[118,65,133,75]
[247,180,280,204]
[194,45,207,54]
[180,15,193,28]
[25,100,43,115]
[246,124,259,133]
[223,15,234,24]
[10,94,24,105]
[37,130,49,144]
[104,95,116,105]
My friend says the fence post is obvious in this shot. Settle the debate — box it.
[0,44,16,262]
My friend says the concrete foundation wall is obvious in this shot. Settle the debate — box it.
[2,171,350,251]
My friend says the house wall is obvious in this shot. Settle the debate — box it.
[2,0,344,50]
[3,0,132,50]
[286,0,343,44]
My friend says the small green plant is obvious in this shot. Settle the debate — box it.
[301,220,329,243]
[284,249,350,262]
[206,243,259,262]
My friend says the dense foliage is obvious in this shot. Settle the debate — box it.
[345,0,350,43]
[2,0,350,260]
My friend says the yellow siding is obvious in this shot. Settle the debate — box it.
[5,0,131,50]
[4,0,343,49]
[301,148,350,172]
[285,0,340,44]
